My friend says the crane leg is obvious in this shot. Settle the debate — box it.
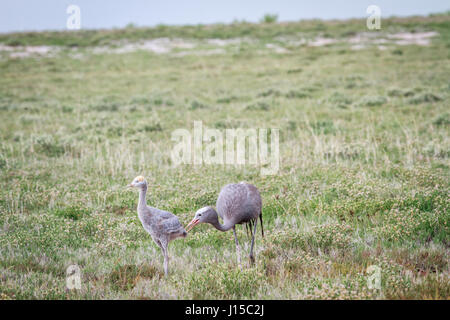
[163,250,169,276]
[233,227,242,269]
[160,240,169,276]
[249,219,258,265]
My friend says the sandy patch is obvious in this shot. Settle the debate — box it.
[206,38,246,46]
[92,38,197,55]
[0,31,439,59]
[89,37,252,56]
[308,37,337,47]
[348,31,438,48]
[350,44,366,50]
[387,31,438,46]
[0,44,15,52]
[0,45,59,58]
[172,48,226,57]
[347,32,380,44]
[265,43,290,53]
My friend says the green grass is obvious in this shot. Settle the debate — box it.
[0,14,449,299]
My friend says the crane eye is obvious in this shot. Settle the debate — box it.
[198,214,202,217]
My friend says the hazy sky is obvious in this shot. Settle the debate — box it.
[0,0,448,33]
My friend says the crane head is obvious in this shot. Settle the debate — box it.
[186,206,216,232]
[127,176,147,188]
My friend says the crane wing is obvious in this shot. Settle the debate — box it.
[148,206,185,234]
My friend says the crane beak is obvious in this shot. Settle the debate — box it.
[186,218,199,232]
[127,184,134,188]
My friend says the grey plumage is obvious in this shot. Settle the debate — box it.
[217,182,262,229]
[186,182,263,266]
[128,176,186,276]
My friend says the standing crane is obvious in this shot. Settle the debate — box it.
[128,176,187,276]
[186,182,263,266]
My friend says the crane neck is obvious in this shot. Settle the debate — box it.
[137,185,148,210]
[210,210,234,232]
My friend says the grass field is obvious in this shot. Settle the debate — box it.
[0,14,449,299]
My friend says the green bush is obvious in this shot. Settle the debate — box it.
[32,135,66,157]
[261,14,278,24]
[52,206,89,220]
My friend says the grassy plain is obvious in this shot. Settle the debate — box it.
[0,14,449,299]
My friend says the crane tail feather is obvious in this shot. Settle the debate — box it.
[259,212,264,238]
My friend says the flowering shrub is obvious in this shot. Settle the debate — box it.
[272,222,353,252]
[179,262,265,299]
[374,195,449,243]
